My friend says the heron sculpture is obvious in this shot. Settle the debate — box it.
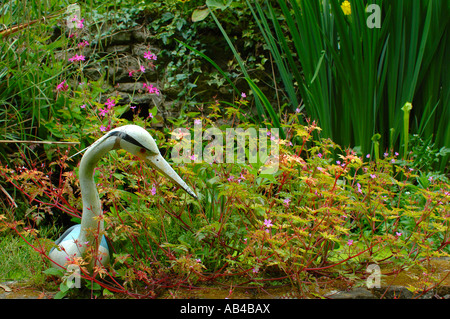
[49,125,197,271]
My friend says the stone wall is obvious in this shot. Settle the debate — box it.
[82,26,180,122]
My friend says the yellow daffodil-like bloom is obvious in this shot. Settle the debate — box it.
[341,0,352,15]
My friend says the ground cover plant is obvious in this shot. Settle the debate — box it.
[0,0,449,299]
[1,101,449,298]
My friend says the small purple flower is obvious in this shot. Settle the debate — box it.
[68,54,85,62]
[104,98,115,110]
[98,108,108,117]
[77,18,85,29]
[56,80,68,92]
[357,183,362,194]
[347,239,353,246]
[144,51,157,60]
[151,185,156,196]
[264,219,273,228]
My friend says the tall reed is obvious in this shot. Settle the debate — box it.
[223,0,449,169]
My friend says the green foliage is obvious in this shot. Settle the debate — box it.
[0,0,449,299]
[216,0,450,170]
[1,103,449,297]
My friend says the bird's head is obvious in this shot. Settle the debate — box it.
[105,125,197,199]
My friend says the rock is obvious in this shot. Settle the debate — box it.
[106,45,131,54]
[84,67,102,81]
[133,28,151,43]
[326,287,376,299]
[132,43,160,57]
[105,30,134,45]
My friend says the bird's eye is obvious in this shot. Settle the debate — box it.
[140,148,146,154]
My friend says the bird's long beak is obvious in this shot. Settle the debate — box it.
[145,154,197,199]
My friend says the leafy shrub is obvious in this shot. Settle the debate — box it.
[1,99,449,297]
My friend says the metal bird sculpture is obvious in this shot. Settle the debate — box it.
[49,125,197,272]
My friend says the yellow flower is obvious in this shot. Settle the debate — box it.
[341,0,352,15]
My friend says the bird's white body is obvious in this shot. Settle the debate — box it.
[49,125,197,272]
[50,224,110,268]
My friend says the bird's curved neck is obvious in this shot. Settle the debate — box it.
[77,136,115,255]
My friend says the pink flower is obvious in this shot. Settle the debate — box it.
[104,98,115,110]
[283,198,291,207]
[227,175,234,182]
[77,40,89,48]
[144,51,157,60]
[356,183,362,194]
[151,185,156,196]
[370,174,376,179]
[100,125,107,132]
[77,18,85,29]
[395,232,402,237]
[241,92,246,98]
[194,119,201,125]
[264,219,273,228]
[68,54,85,62]
[128,70,134,77]
[98,108,108,117]
[56,80,68,92]
[143,83,160,95]
[80,104,86,109]
[347,239,353,246]
[140,65,146,72]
